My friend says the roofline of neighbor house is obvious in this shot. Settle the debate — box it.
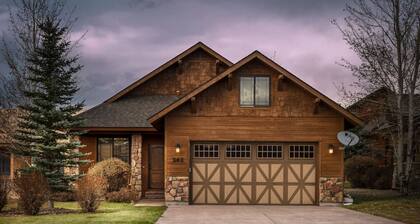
[148,50,364,126]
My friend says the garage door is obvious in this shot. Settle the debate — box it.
[191,142,317,205]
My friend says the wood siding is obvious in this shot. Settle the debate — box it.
[79,136,97,173]
[165,58,344,178]
[124,49,228,98]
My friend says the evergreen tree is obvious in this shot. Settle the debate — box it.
[13,16,88,193]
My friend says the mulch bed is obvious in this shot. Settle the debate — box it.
[0,208,79,217]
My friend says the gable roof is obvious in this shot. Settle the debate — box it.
[104,42,233,104]
[78,95,178,128]
[148,51,363,126]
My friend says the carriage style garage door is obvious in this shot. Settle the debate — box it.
[191,142,317,205]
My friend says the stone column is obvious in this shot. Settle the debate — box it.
[131,134,142,200]
[165,176,189,205]
[319,177,344,203]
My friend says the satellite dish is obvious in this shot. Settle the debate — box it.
[337,131,360,147]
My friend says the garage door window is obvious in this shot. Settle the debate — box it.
[289,145,314,159]
[193,144,219,158]
[226,144,251,158]
[257,145,282,159]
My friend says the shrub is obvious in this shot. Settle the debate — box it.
[87,158,130,192]
[52,191,76,202]
[0,177,11,212]
[14,170,50,215]
[105,187,134,202]
[75,175,106,212]
[345,155,392,189]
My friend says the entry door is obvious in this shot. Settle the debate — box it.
[149,145,164,189]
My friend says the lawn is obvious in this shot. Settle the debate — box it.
[0,202,166,224]
[345,188,420,224]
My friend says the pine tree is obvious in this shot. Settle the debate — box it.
[13,16,88,194]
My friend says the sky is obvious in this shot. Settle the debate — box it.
[0,0,359,108]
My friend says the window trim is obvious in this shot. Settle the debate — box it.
[192,143,220,159]
[239,75,271,107]
[225,144,252,159]
[96,136,131,164]
[288,144,315,160]
[256,144,284,160]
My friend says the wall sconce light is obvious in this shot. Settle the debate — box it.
[328,144,334,154]
[175,144,181,154]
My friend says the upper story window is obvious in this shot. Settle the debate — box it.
[240,76,270,107]
[97,137,130,164]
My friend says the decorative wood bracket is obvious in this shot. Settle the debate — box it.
[177,59,183,74]
[313,98,321,114]
[277,74,285,91]
[215,60,220,74]
[227,74,233,91]
[191,96,197,114]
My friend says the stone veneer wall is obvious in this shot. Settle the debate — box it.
[319,177,344,203]
[165,176,189,203]
[131,134,142,200]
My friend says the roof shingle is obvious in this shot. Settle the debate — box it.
[78,95,178,128]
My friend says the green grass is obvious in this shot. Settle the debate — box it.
[345,189,420,224]
[0,202,166,224]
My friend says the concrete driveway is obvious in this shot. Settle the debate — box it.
[157,205,402,224]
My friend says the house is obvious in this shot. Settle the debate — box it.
[76,42,362,205]
[349,88,420,190]
[0,109,28,179]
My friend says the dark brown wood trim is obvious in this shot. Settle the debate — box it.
[191,97,197,114]
[277,74,285,91]
[73,127,158,132]
[313,98,321,115]
[227,74,233,91]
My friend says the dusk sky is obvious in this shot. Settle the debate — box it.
[0,0,358,108]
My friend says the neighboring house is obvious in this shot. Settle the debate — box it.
[0,109,27,179]
[76,42,362,205]
[349,88,420,189]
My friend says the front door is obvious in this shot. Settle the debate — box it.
[149,145,164,189]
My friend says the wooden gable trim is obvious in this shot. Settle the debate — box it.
[148,51,363,126]
[103,42,233,104]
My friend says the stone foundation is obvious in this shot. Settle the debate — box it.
[319,177,344,203]
[165,176,189,203]
[131,134,142,200]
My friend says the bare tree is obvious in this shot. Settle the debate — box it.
[334,0,420,193]
[0,0,78,108]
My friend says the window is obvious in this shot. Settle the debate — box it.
[257,145,282,158]
[98,137,130,164]
[226,144,251,158]
[240,76,270,106]
[289,145,314,159]
[193,144,219,158]
[0,152,10,176]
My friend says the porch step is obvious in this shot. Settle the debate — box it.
[144,190,165,199]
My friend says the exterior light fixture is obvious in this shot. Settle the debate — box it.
[328,144,334,154]
[175,144,181,154]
